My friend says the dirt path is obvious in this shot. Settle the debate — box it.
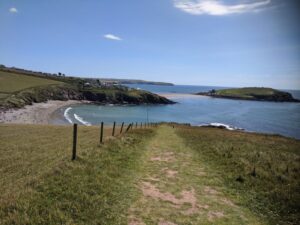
[128,126,263,225]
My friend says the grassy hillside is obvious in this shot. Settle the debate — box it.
[0,71,63,93]
[0,124,299,224]
[197,87,299,102]
[217,87,287,98]
[0,124,153,225]
[176,125,300,225]
[0,70,174,109]
[0,66,174,86]
[0,71,70,108]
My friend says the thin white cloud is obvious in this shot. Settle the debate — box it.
[174,0,271,16]
[9,7,18,13]
[103,34,122,41]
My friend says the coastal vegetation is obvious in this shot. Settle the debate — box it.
[0,124,299,224]
[196,87,299,102]
[0,67,174,110]
[176,125,300,225]
[0,124,154,225]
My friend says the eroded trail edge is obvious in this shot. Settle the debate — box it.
[128,126,263,225]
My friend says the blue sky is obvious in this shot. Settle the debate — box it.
[0,0,299,89]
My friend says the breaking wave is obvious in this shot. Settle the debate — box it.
[198,122,244,131]
[74,113,92,126]
[64,107,73,124]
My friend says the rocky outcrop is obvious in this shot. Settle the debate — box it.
[1,85,174,110]
[81,90,174,104]
[196,88,300,103]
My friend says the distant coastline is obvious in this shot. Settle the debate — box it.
[96,78,174,86]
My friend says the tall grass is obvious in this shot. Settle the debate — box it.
[0,124,154,224]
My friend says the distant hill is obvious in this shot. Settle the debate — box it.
[196,87,300,102]
[0,65,173,86]
[95,78,173,86]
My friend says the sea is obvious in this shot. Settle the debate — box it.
[51,85,300,140]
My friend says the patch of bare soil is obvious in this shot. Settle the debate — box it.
[196,171,206,176]
[204,186,219,195]
[141,182,208,215]
[128,217,146,225]
[162,168,178,178]
[221,198,236,207]
[158,220,178,225]
[144,176,160,182]
[208,211,225,221]
[150,152,175,162]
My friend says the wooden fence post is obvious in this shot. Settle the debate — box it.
[100,122,104,144]
[72,123,78,160]
[136,122,138,129]
[140,122,142,128]
[120,122,124,133]
[112,121,116,136]
[125,123,132,132]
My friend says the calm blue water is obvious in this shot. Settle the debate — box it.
[52,85,300,139]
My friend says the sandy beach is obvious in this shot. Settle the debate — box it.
[0,100,85,124]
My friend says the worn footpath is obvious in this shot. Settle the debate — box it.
[128,126,263,225]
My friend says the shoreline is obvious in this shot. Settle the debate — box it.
[195,93,300,103]
[0,100,87,125]
[159,93,207,98]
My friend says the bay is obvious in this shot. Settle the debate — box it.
[52,85,300,139]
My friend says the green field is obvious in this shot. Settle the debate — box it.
[0,124,299,224]
[0,71,67,108]
[0,71,63,93]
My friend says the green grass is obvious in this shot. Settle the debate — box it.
[215,87,291,99]
[176,125,300,225]
[0,124,118,199]
[1,124,299,224]
[0,71,67,109]
[0,124,154,225]
[129,125,264,225]
[0,71,63,93]
[217,87,276,95]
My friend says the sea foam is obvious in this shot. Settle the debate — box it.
[74,113,91,126]
[198,123,244,131]
[64,107,73,124]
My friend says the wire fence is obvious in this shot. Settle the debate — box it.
[71,122,158,160]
